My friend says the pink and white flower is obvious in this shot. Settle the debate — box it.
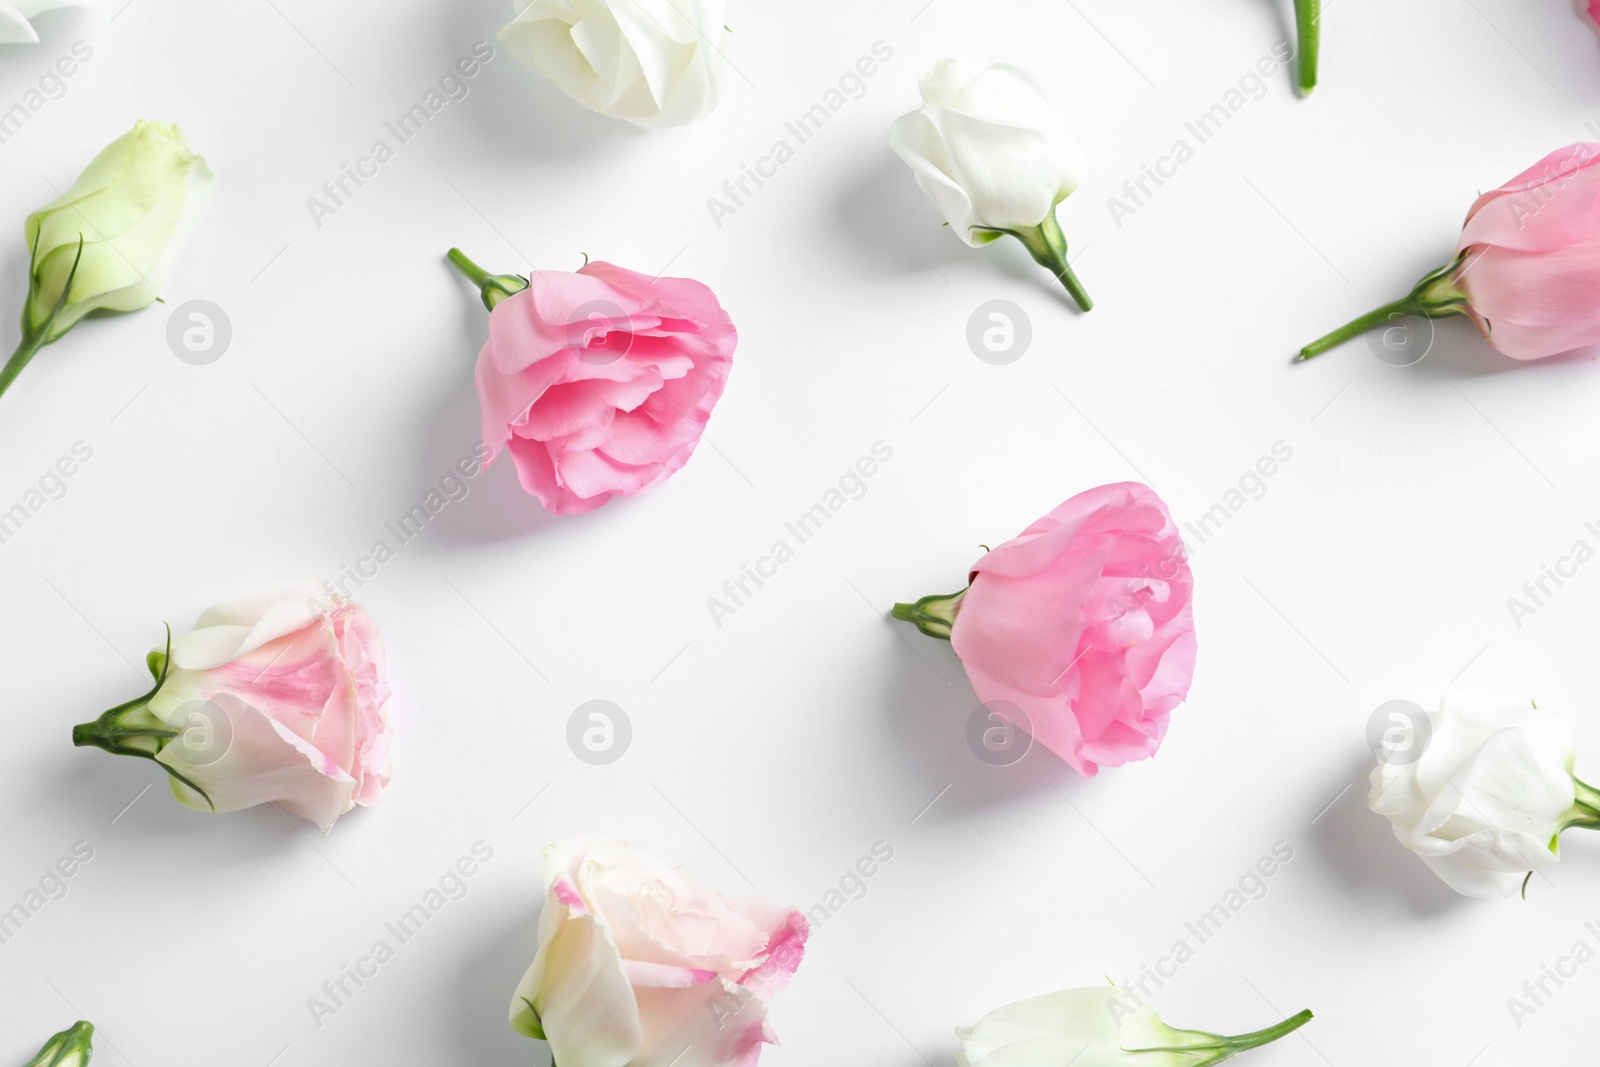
[510,838,807,1067]
[72,577,393,832]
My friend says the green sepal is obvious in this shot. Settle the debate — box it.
[511,996,547,1040]
[70,626,216,811]
[891,586,968,641]
[446,247,530,311]
[24,1021,94,1067]
[971,209,1093,312]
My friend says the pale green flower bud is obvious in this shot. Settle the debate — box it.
[2,120,214,400]
[24,120,214,337]
[22,1022,94,1067]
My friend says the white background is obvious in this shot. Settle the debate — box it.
[3,0,1600,1064]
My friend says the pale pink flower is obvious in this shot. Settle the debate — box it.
[510,839,807,1067]
[73,577,392,831]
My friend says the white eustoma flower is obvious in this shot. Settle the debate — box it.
[1368,693,1600,898]
[499,0,730,129]
[0,0,83,45]
[2,120,213,400]
[958,987,1312,1067]
[889,59,1093,309]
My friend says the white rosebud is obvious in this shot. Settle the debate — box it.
[889,59,1092,309]
[957,987,1311,1067]
[0,1,85,45]
[1368,692,1599,898]
[499,0,730,129]
[2,120,213,400]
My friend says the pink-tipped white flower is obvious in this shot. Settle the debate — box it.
[73,577,393,832]
[510,838,808,1067]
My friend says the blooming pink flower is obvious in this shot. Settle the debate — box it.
[1300,143,1600,361]
[458,251,736,514]
[1582,0,1600,36]
[893,482,1196,775]
[510,839,807,1067]
[1453,143,1600,359]
[73,577,393,832]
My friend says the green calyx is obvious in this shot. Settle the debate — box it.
[1297,250,1470,361]
[1135,1009,1314,1065]
[25,1021,95,1067]
[891,586,968,641]
[70,626,215,810]
[1561,775,1600,832]
[973,210,1094,312]
[447,247,530,312]
[0,235,84,402]
[1294,0,1320,96]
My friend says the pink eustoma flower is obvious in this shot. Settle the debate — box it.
[73,577,393,832]
[510,838,808,1067]
[1300,143,1600,361]
[893,482,1197,776]
[1583,0,1600,36]
[448,248,736,515]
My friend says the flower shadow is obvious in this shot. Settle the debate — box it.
[448,0,648,162]
[831,147,1086,311]
[444,906,549,1066]
[878,625,1079,822]
[48,740,311,865]
[413,276,564,547]
[1307,754,1463,916]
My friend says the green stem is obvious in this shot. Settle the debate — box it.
[1298,298,1419,360]
[1563,775,1600,831]
[447,247,529,312]
[1002,212,1093,312]
[1294,0,1320,96]
[0,329,51,401]
[1223,1008,1314,1053]
[891,587,967,641]
[1297,254,1471,361]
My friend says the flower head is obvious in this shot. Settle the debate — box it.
[894,482,1196,775]
[510,838,807,1067]
[73,577,393,832]
[500,0,731,128]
